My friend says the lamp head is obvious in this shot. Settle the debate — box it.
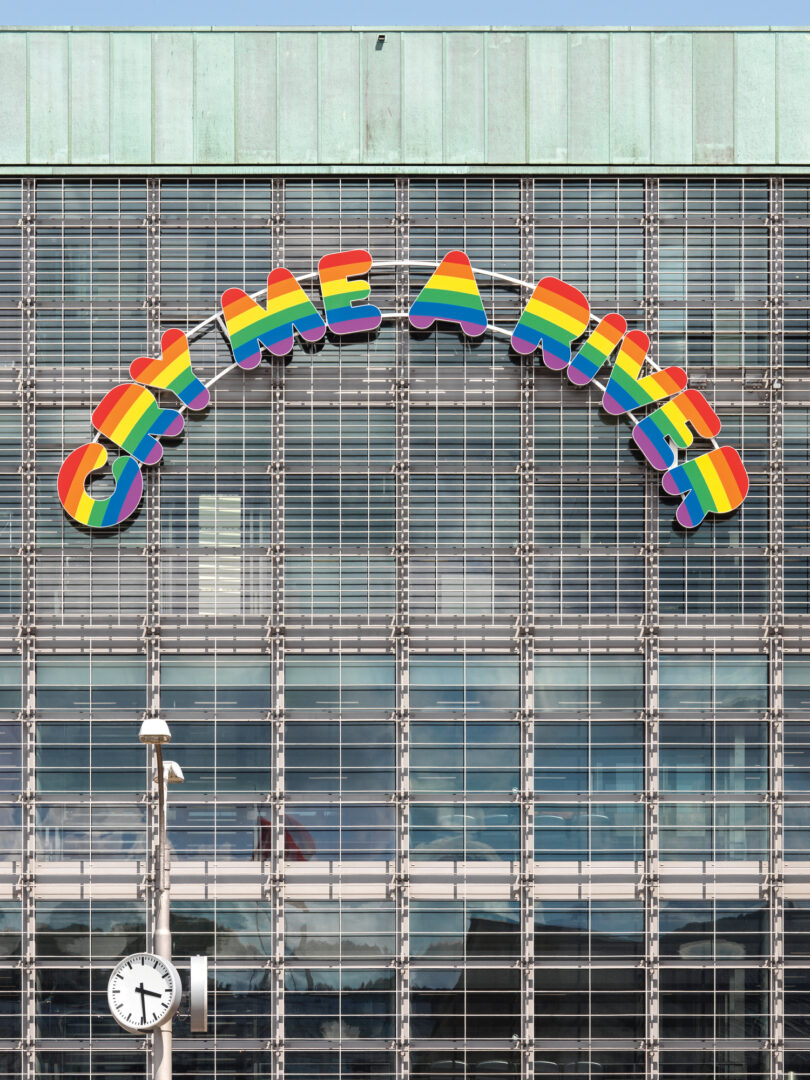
[164,761,184,785]
[138,717,172,745]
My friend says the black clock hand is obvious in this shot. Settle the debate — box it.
[140,986,162,999]
[136,984,147,1023]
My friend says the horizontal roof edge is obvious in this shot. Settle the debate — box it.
[0,165,805,177]
[2,24,810,30]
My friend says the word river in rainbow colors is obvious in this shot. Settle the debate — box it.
[58,249,748,531]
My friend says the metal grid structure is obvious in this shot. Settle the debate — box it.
[0,174,807,1080]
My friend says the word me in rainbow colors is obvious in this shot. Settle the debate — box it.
[57,249,749,532]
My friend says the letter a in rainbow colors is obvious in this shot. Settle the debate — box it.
[222,270,326,367]
[632,389,722,472]
[511,277,590,370]
[92,384,184,466]
[318,250,382,335]
[58,443,144,528]
[662,447,749,529]
[601,332,688,416]
[130,328,210,412]
[408,251,488,337]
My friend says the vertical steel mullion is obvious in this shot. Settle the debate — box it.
[643,176,661,1080]
[518,176,536,1080]
[144,175,162,696]
[768,175,785,1080]
[18,176,36,1080]
[268,175,286,1080]
[142,177,162,1080]
[396,626,410,1080]
[270,632,285,1080]
[393,176,410,1080]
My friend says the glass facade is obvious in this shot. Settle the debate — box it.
[0,172,802,1078]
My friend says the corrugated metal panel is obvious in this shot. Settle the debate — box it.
[364,30,401,164]
[319,32,361,164]
[777,32,810,165]
[70,33,111,164]
[735,32,777,165]
[196,32,235,163]
[153,32,194,164]
[569,32,611,164]
[401,33,443,162]
[611,32,651,165]
[487,33,527,165]
[109,32,152,163]
[0,33,27,163]
[652,32,693,165]
[235,32,277,164]
[694,32,735,164]
[445,33,486,164]
[1,27,809,173]
[28,32,70,164]
[527,33,568,164]
[278,33,318,165]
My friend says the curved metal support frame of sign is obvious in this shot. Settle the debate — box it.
[57,250,749,532]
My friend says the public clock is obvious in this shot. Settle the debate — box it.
[107,953,182,1033]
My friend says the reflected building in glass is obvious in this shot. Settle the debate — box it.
[0,23,808,1080]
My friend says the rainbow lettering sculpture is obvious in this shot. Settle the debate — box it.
[222,269,326,366]
[57,249,749,531]
[601,333,688,415]
[130,328,210,412]
[662,446,750,529]
[58,444,144,529]
[633,389,722,472]
[511,276,590,368]
[91,384,184,465]
[318,249,382,335]
[408,250,488,337]
[566,313,627,386]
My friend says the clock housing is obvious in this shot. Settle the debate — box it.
[107,952,182,1033]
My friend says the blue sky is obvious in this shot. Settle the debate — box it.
[9,0,810,26]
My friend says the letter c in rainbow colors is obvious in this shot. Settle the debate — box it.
[57,443,144,528]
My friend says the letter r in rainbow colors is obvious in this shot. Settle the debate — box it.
[510,277,591,369]
[91,384,184,466]
[318,250,382,334]
[408,251,488,337]
[222,269,326,366]
[663,447,750,529]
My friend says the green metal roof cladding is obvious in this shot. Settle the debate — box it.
[0,27,808,173]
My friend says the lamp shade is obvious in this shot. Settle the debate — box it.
[164,761,184,784]
[138,717,172,745]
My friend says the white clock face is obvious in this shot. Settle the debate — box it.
[107,953,182,1033]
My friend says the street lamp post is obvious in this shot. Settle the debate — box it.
[139,718,184,1080]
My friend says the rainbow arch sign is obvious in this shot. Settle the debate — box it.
[57,249,749,532]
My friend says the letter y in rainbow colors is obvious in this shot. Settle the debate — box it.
[91,384,184,465]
